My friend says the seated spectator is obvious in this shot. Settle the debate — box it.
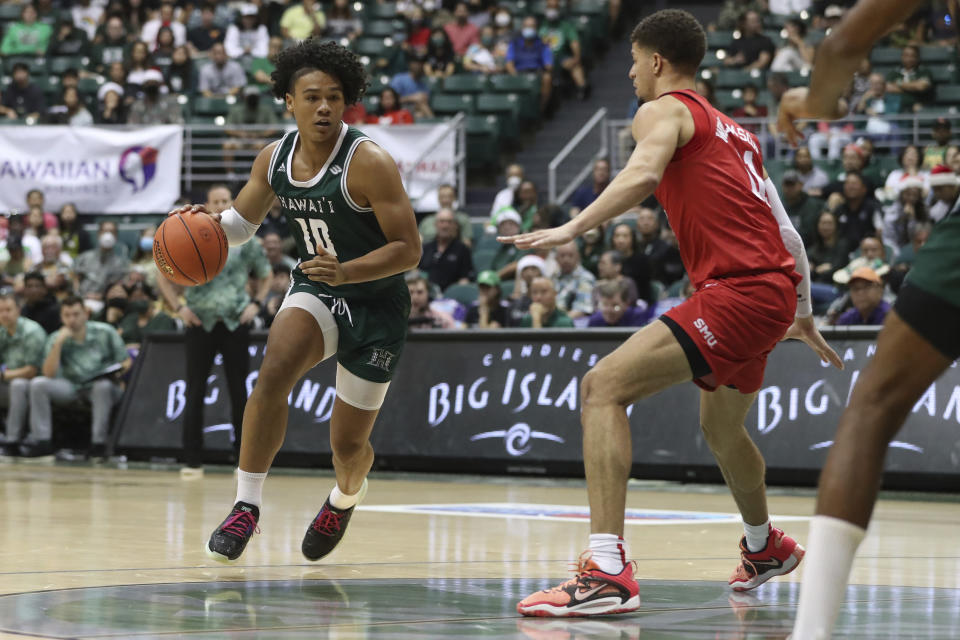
[225,5,269,59]
[251,36,284,89]
[445,2,480,56]
[141,1,186,51]
[886,45,932,113]
[128,69,184,124]
[23,207,49,245]
[325,0,362,41]
[489,210,527,279]
[90,15,128,75]
[187,3,226,55]
[506,16,554,113]
[596,250,639,307]
[96,280,129,329]
[635,207,682,285]
[828,171,883,248]
[280,0,326,42]
[124,41,155,94]
[855,72,902,136]
[696,77,718,108]
[165,45,196,95]
[891,222,932,276]
[808,210,850,285]
[884,145,928,201]
[48,19,90,58]
[513,180,542,231]
[71,0,103,41]
[792,146,829,197]
[223,85,281,174]
[258,264,291,328]
[947,144,960,173]
[923,117,953,169]
[24,190,59,234]
[928,164,960,222]
[45,86,94,126]
[826,143,873,194]
[507,254,546,323]
[366,87,414,125]
[0,62,46,121]
[0,291,45,457]
[882,176,928,249]
[724,11,775,70]
[834,267,890,326]
[588,279,653,328]
[199,42,247,97]
[609,223,653,305]
[404,5,432,51]
[74,221,131,301]
[569,159,611,217]
[425,27,457,78]
[37,236,73,295]
[261,232,297,271]
[541,0,588,99]
[1,3,52,56]
[127,226,158,287]
[833,236,891,287]
[464,25,502,74]
[553,241,595,319]
[21,273,61,334]
[117,282,177,347]
[152,26,177,68]
[391,56,434,120]
[418,209,475,292]
[57,203,88,259]
[578,224,607,277]
[21,295,131,458]
[770,17,813,72]
[466,270,511,328]
[782,170,825,244]
[731,83,767,133]
[521,277,574,328]
[419,184,471,245]
[407,273,457,329]
[96,82,127,124]
[1,238,33,289]
[489,164,525,222]
[715,0,767,31]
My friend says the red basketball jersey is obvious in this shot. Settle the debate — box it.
[653,89,799,290]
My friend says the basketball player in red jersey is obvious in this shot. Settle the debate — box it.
[499,9,842,617]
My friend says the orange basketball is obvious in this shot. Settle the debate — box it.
[153,211,229,286]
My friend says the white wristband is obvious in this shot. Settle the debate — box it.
[219,207,260,246]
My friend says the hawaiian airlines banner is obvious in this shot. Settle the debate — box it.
[358,123,456,212]
[115,331,960,486]
[0,125,182,214]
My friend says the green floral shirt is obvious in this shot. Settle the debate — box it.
[43,321,127,388]
[184,241,271,332]
[0,316,47,370]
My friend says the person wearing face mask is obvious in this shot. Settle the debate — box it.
[223,85,281,177]
[95,280,130,328]
[73,220,131,301]
[128,226,161,288]
[488,164,525,223]
[443,2,480,56]
[117,281,177,348]
[424,28,456,78]
[539,0,589,100]
[404,6,432,50]
[127,68,183,125]
[505,15,553,114]
[463,24,502,74]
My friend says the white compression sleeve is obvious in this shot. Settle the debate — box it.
[219,207,260,246]
[764,177,813,317]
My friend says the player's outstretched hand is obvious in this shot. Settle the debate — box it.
[301,249,348,286]
[776,87,847,147]
[167,203,222,223]
[782,315,844,370]
[498,224,575,250]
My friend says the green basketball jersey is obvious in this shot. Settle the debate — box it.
[267,124,404,298]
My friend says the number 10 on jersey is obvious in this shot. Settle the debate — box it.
[295,217,337,257]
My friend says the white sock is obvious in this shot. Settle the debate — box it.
[744,518,771,553]
[792,515,866,640]
[329,481,364,509]
[588,533,628,574]
[235,469,267,508]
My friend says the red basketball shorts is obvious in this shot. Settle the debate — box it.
[661,271,797,394]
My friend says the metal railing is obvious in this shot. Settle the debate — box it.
[547,107,608,205]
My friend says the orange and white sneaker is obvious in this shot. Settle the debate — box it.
[517,552,640,617]
[728,524,805,592]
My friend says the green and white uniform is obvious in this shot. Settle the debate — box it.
[269,123,410,386]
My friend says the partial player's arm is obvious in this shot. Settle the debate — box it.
[500,97,688,249]
[300,142,421,286]
[777,0,924,144]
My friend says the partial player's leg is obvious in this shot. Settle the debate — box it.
[700,386,804,591]
[518,319,692,617]
[792,309,953,639]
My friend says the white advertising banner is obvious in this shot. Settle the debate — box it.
[0,125,182,214]
[359,122,457,212]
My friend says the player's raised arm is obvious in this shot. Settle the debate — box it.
[777,0,923,144]
[499,97,687,250]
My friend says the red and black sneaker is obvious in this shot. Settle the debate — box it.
[517,552,641,617]
[729,524,805,591]
[301,479,367,562]
[205,501,260,564]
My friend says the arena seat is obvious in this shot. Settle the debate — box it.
[430,93,476,117]
[443,74,489,95]
[443,283,479,306]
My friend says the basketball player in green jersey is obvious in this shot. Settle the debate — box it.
[173,39,421,563]
[778,1,960,637]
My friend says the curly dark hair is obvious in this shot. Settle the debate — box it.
[631,9,706,75]
[270,37,368,104]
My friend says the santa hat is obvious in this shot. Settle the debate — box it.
[929,164,959,187]
[896,174,924,192]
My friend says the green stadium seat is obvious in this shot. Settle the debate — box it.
[707,31,733,50]
[430,92,475,116]
[935,84,960,105]
[3,56,44,75]
[870,47,903,66]
[352,38,390,59]
[783,70,809,87]
[920,45,952,64]
[367,2,397,20]
[476,92,520,141]
[472,248,498,272]
[361,93,380,113]
[487,73,539,122]
[367,74,391,95]
[930,65,956,84]
[191,96,233,118]
[363,20,396,38]
[443,283,479,306]
[701,51,722,68]
[0,4,22,21]
[466,114,500,170]
[48,56,88,75]
[714,67,765,89]
[443,73,489,94]
[501,279,516,298]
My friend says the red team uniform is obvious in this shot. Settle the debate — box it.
[655,89,802,393]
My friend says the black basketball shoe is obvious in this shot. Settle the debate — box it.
[206,501,260,564]
[302,479,367,562]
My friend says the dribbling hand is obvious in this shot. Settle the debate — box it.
[782,315,844,370]
[300,249,348,286]
[168,203,221,224]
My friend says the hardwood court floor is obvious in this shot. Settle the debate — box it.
[2,463,959,638]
